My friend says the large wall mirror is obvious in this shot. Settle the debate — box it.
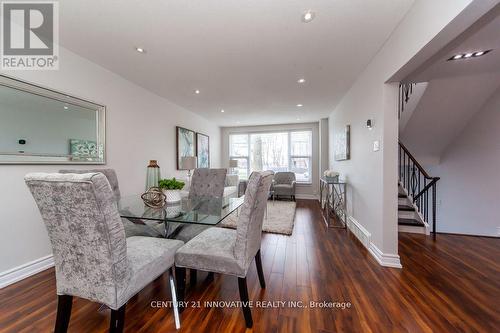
[0,75,105,164]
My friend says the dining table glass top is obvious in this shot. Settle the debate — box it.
[118,194,245,226]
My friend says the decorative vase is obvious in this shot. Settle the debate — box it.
[325,175,339,182]
[165,203,182,218]
[163,189,181,203]
[145,160,161,191]
[324,170,339,182]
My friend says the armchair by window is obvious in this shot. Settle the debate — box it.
[272,172,296,201]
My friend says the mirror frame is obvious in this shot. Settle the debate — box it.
[0,74,106,165]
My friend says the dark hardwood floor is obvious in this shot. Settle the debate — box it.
[1,200,499,332]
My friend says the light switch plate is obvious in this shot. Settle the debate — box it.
[373,140,380,151]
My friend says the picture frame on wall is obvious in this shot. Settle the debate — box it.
[176,126,196,170]
[196,132,210,168]
[334,125,350,161]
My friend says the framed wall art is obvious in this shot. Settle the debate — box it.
[196,132,210,168]
[334,125,350,161]
[176,126,196,169]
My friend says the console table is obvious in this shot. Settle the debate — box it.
[319,177,347,228]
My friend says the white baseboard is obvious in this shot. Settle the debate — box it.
[0,255,54,289]
[347,216,402,269]
[347,216,371,248]
[368,243,402,268]
[295,193,319,200]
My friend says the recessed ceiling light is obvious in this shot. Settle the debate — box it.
[448,49,492,61]
[194,89,200,94]
[135,47,146,53]
[220,109,225,113]
[296,118,300,121]
[296,104,303,107]
[63,106,68,110]
[302,10,315,23]
[298,78,306,83]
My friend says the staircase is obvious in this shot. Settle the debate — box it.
[398,83,440,235]
[398,183,427,234]
[398,141,440,235]
[397,83,441,235]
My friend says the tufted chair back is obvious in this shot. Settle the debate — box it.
[25,173,128,308]
[274,171,296,185]
[189,168,227,199]
[234,171,273,269]
[59,169,121,201]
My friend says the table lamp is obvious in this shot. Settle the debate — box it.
[181,156,197,177]
[229,159,238,174]
[181,156,197,189]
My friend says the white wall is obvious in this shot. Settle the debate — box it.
[328,0,474,263]
[427,88,500,237]
[221,123,319,199]
[0,47,221,275]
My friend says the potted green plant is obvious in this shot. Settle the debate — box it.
[158,177,185,203]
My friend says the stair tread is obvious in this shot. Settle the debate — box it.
[398,218,424,226]
[398,204,415,211]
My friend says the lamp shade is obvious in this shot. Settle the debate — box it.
[181,156,197,170]
[229,159,239,168]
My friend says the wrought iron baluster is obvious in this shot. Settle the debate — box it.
[399,140,439,234]
[432,183,437,236]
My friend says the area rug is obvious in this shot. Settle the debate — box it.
[220,200,296,235]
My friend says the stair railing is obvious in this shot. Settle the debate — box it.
[398,83,415,119]
[398,141,440,234]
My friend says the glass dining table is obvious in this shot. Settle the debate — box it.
[118,194,245,239]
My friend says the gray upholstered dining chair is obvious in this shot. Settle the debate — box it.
[188,168,227,199]
[172,168,227,285]
[174,171,273,328]
[25,173,184,332]
[59,169,163,238]
[59,168,121,199]
[272,171,296,201]
[173,168,227,243]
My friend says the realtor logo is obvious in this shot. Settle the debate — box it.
[1,1,59,70]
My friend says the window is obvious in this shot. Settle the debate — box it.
[290,131,312,183]
[229,130,312,183]
[229,134,249,179]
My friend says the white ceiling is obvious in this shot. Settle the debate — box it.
[400,4,500,164]
[59,0,414,126]
[408,4,500,82]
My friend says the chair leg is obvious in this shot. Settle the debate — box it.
[255,250,266,289]
[109,304,126,333]
[237,277,253,328]
[168,268,181,329]
[175,267,186,305]
[54,295,73,333]
[190,269,197,286]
